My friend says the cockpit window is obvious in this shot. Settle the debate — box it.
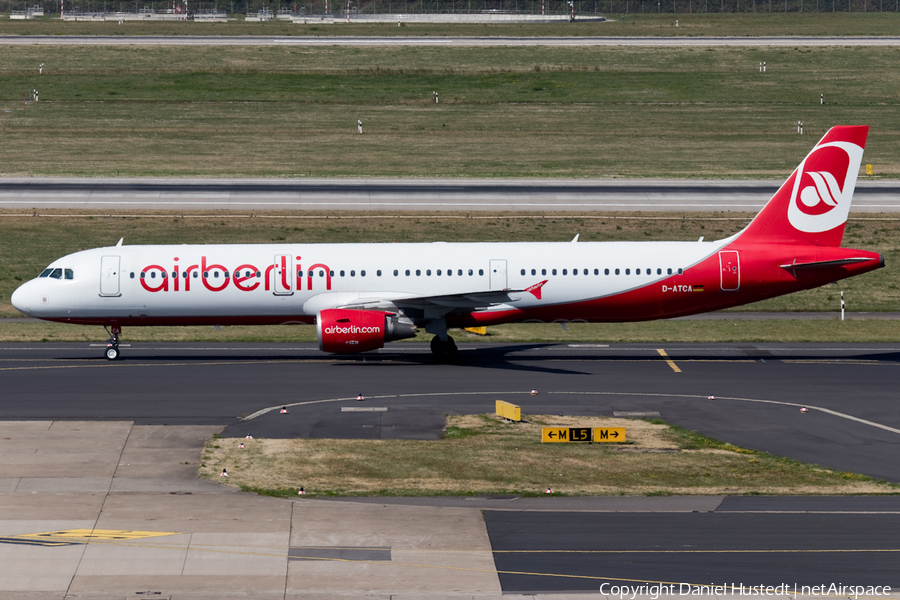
[64,269,74,280]
[39,268,53,278]
[48,268,63,279]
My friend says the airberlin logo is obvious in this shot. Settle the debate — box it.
[324,325,382,335]
[787,141,863,234]
[138,256,333,293]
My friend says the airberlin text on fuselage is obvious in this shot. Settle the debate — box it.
[138,256,333,293]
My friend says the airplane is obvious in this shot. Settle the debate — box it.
[11,125,884,361]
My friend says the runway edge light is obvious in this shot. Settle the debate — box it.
[496,400,521,422]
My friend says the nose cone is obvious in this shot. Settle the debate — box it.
[11,282,31,316]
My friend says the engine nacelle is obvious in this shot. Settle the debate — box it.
[316,309,417,354]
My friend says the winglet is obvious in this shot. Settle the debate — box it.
[525,280,548,300]
[116,238,124,247]
[571,234,579,243]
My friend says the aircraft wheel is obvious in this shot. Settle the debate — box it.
[105,346,120,361]
[430,336,445,357]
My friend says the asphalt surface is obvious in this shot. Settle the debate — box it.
[5,35,900,46]
[3,340,900,594]
[484,503,900,592]
[1,341,899,482]
[2,177,899,212]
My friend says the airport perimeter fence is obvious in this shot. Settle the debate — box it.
[5,0,897,17]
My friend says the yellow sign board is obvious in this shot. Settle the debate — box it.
[866,164,874,176]
[541,427,626,443]
[465,326,488,336]
[594,427,626,442]
[542,427,592,443]
[496,400,521,422]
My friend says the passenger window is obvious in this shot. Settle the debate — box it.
[657,268,662,275]
[552,269,557,276]
[361,270,366,277]
[531,269,536,276]
[615,269,620,275]
[416,270,421,276]
[594,269,599,275]
[329,270,334,277]
[130,272,135,279]
[667,268,672,275]
[426,270,431,276]
[203,272,208,278]
[605,269,610,275]
[626,269,630,275]
[583,269,588,275]
[350,270,355,277]
[437,269,442,276]
[184,272,188,278]
[49,268,62,279]
[255,271,261,278]
[213,272,218,278]
[542,269,547,276]
[678,268,683,275]
[406,270,411,276]
[447,269,452,276]
[479,269,484,276]
[193,272,199,278]
[521,269,526,276]
[636,269,641,275]
[394,270,399,276]
[65,269,74,280]
[151,272,157,279]
[377,270,382,277]
[39,268,52,278]
[468,269,473,276]
[458,270,463,276]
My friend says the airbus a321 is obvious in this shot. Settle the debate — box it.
[11,126,884,360]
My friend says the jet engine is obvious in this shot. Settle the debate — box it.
[316,309,417,354]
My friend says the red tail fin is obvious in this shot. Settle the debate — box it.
[738,126,868,247]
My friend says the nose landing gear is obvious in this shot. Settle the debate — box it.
[104,325,122,360]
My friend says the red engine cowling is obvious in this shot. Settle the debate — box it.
[316,309,417,354]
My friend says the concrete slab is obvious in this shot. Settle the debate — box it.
[0,454,120,478]
[0,478,19,491]
[0,493,107,520]
[76,541,190,576]
[0,543,85,592]
[109,477,229,493]
[14,477,112,492]
[182,532,288,576]
[95,492,293,534]
[68,575,289,597]
[0,519,98,535]
[287,501,501,595]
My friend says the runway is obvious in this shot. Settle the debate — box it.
[2,341,900,596]
[2,341,899,482]
[2,177,899,212]
[5,35,900,46]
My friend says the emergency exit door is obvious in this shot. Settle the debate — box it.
[273,255,293,295]
[490,259,508,291]
[719,251,740,291]
[100,255,121,297]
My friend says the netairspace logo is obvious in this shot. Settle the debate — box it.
[598,583,892,599]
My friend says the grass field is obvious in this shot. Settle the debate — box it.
[2,13,900,37]
[199,413,899,496]
[3,44,900,177]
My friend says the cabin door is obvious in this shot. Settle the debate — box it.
[100,255,121,297]
[719,251,740,291]
[490,259,508,291]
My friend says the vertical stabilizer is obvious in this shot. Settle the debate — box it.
[738,126,868,247]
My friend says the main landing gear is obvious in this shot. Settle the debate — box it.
[104,325,122,361]
[430,335,458,362]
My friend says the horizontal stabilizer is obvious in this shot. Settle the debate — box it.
[780,257,875,271]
